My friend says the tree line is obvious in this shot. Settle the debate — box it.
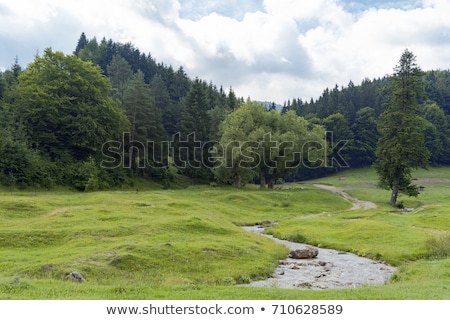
[1,33,449,194]
[280,69,450,169]
[0,34,243,190]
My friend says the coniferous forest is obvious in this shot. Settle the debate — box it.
[1,33,450,190]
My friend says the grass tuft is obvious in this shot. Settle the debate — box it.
[426,234,450,259]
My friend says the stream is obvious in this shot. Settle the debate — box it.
[242,226,397,290]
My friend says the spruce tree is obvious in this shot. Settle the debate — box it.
[122,71,167,174]
[74,32,88,56]
[177,78,212,183]
[375,49,430,207]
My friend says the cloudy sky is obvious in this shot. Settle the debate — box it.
[0,0,449,103]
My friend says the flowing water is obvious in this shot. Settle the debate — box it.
[242,226,397,290]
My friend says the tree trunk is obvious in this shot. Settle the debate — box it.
[193,172,198,185]
[259,169,266,189]
[268,170,278,189]
[129,109,137,171]
[235,176,242,189]
[390,186,398,207]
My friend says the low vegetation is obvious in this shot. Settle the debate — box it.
[0,167,449,299]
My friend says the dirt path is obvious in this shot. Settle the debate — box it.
[313,184,377,210]
[242,226,397,290]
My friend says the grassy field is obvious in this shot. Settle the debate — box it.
[0,167,449,299]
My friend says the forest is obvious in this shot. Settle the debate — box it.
[1,32,450,190]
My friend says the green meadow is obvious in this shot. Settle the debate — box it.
[0,167,449,299]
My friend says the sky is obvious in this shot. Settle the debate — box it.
[0,0,449,103]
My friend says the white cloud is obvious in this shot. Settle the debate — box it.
[0,0,449,102]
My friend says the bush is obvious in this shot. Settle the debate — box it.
[67,157,100,191]
[0,135,55,189]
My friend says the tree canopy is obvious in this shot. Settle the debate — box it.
[9,48,129,189]
[213,100,327,188]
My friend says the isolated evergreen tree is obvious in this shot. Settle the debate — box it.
[375,49,430,207]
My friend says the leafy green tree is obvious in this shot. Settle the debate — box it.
[14,48,129,160]
[375,49,430,206]
[214,101,327,189]
[12,49,129,188]
[265,110,327,188]
[213,101,265,188]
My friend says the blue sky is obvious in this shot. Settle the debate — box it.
[179,0,265,20]
[178,1,423,20]
[0,0,449,102]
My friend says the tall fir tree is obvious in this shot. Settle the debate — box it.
[177,78,212,183]
[122,71,167,175]
[74,32,88,55]
[375,49,430,206]
[106,54,134,104]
